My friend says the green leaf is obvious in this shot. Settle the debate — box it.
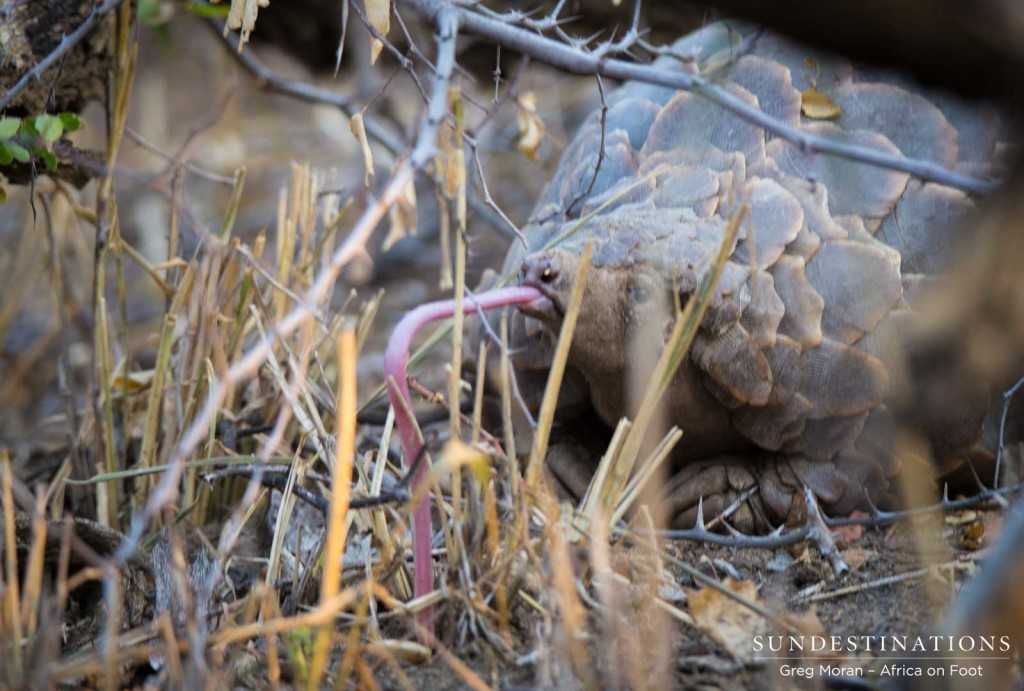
[188,1,230,18]
[20,118,38,138]
[8,141,30,163]
[0,187,7,205]
[58,112,82,133]
[0,142,13,165]
[39,149,57,171]
[0,118,20,138]
[35,114,63,142]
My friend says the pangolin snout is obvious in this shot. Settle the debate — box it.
[517,251,565,322]
[519,252,561,287]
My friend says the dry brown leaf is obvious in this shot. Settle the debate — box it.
[349,112,375,187]
[982,511,1004,547]
[834,512,866,547]
[801,87,843,120]
[688,578,765,662]
[959,520,985,551]
[225,0,269,50]
[515,92,546,161]
[383,176,417,251]
[783,605,827,637]
[840,547,875,570]
[111,369,154,395]
[366,0,391,65]
[365,640,432,664]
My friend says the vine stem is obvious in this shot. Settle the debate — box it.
[383,285,541,636]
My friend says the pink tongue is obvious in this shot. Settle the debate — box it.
[383,284,543,638]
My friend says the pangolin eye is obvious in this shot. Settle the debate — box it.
[629,286,651,304]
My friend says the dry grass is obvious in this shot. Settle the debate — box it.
[0,129,709,691]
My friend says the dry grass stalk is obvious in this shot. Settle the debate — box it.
[309,326,358,688]
[593,204,747,525]
[1,451,24,681]
[524,240,594,488]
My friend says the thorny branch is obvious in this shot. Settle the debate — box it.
[209,16,515,239]
[656,480,1024,551]
[405,0,997,194]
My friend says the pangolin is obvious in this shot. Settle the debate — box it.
[486,22,1009,530]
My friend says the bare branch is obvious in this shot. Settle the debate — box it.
[995,374,1024,488]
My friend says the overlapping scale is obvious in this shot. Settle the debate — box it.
[497,20,996,493]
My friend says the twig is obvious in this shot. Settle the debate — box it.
[995,375,1024,488]
[797,567,930,604]
[463,287,536,428]
[803,486,848,575]
[564,73,608,217]
[203,463,419,515]
[409,9,460,170]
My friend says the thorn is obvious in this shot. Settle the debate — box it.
[803,487,849,576]
[696,496,705,530]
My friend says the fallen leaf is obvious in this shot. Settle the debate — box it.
[515,92,546,161]
[835,511,866,547]
[959,520,985,551]
[437,86,465,199]
[443,440,492,483]
[801,87,842,120]
[840,547,875,570]
[689,578,765,662]
[783,605,827,637]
